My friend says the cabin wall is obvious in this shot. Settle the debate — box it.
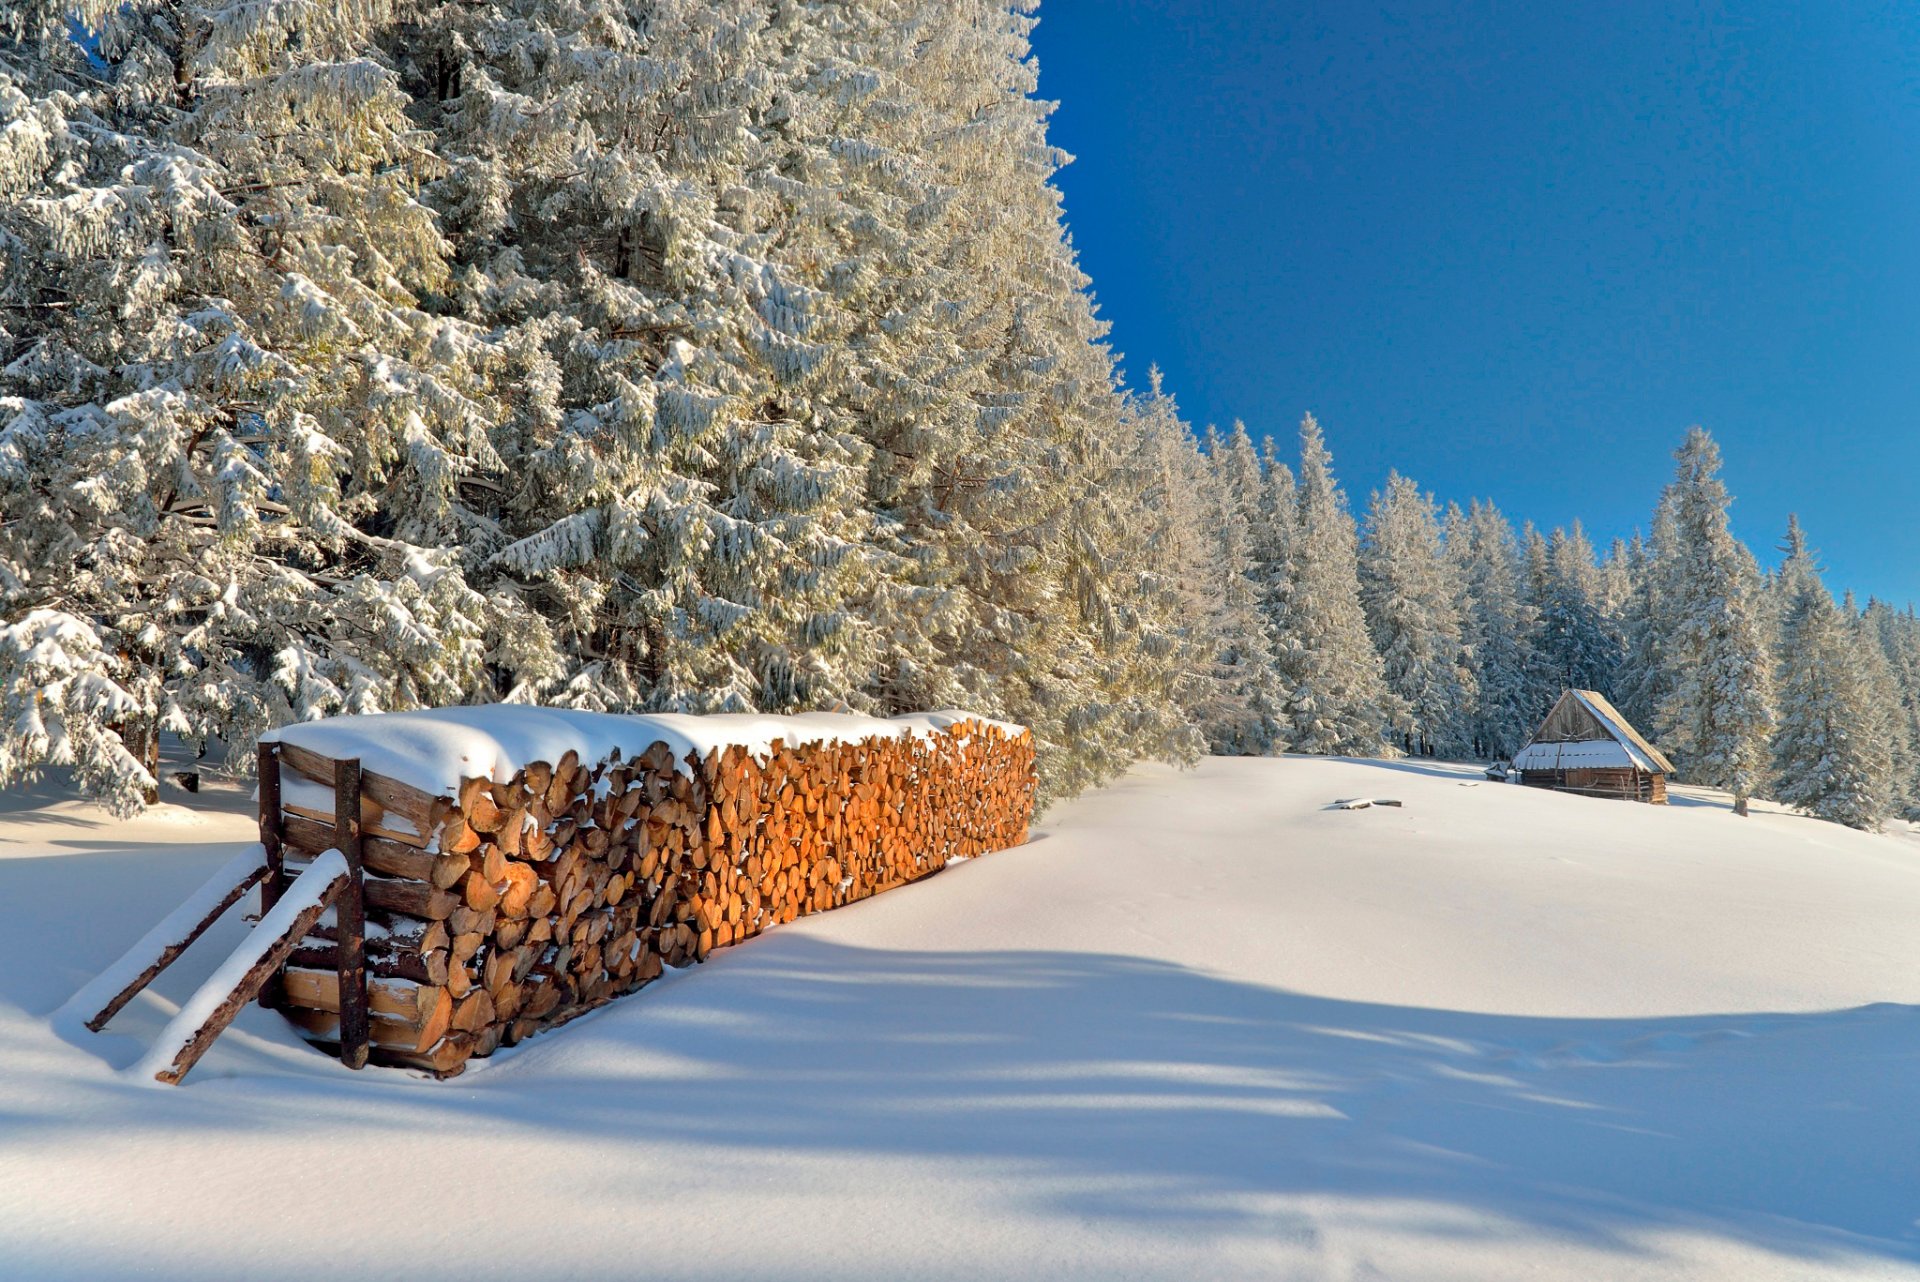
[1519,768,1667,804]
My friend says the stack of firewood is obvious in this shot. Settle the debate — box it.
[270,720,1035,1075]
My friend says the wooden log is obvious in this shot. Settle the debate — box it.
[358,770,448,840]
[500,862,538,919]
[461,869,501,912]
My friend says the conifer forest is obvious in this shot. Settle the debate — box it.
[3,1,1914,831]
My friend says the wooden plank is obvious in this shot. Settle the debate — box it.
[335,757,370,1071]
[359,769,449,839]
[280,968,448,1022]
[282,800,430,850]
[288,943,449,986]
[274,739,339,788]
[279,1000,456,1056]
[283,740,452,835]
[363,877,460,921]
[85,864,269,1032]
[281,813,462,885]
[152,872,345,1085]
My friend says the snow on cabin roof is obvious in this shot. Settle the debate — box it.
[1511,738,1642,771]
[262,705,1027,799]
[1570,689,1677,775]
[1511,689,1676,775]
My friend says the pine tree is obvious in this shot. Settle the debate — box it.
[1614,500,1680,734]
[1658,428,1774,815]
[1127,373,1233,761]
[1770,521,1893,829]
[1519,522,1617,707]
[1453,500,1535,758]
[1253,436,1297,654]
[1,0,555,813]
[1271,415,1394,755]
[1864,599,1920,817]
[1359,473,1470,755]
[1195,423,1283,753]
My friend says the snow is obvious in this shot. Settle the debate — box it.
[5,755,1920,1279]
[127,850,348,1084]
[262,705,1026,798]
[1511,738,1641,769]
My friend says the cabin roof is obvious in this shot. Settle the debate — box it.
[1511,689,1677,775]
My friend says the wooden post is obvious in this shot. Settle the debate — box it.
[258,741,286,1010]
[258,741,285,911]
[335,756,370,1069]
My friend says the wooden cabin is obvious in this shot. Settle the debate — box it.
[1511,689,1676,803]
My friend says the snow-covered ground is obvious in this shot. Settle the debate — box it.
[4,756,1919,1280]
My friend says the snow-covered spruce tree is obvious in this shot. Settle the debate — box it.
[1191,422,1283,753]
[421,0,1195,793]
[1613,500,1680,734]
[1769,521,1893,829]
[1,0,553,812]
[1864,598,1920,817]
[1359,472,1470,756]
[815,0,1200,796]
[1541,523,1620,694]
[1126,374,1228,760]
[394,1,890,717]
[1452,500,1536,758]
[1271,415,1394,755]
[1657,428,1774,815]
[1517,524,1563,717]
[1254,435,1297,653]
[1844,590,1911,821]
[1517,523,1616,710]
[1599,537,1634,621]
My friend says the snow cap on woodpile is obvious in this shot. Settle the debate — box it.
[260,705,1027,799]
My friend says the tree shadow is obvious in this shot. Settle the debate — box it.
[13,910,1920,1272]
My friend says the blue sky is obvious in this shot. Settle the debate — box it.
[1030,1,1920,605]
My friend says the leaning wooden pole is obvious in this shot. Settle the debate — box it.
[333,756,370,1070]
